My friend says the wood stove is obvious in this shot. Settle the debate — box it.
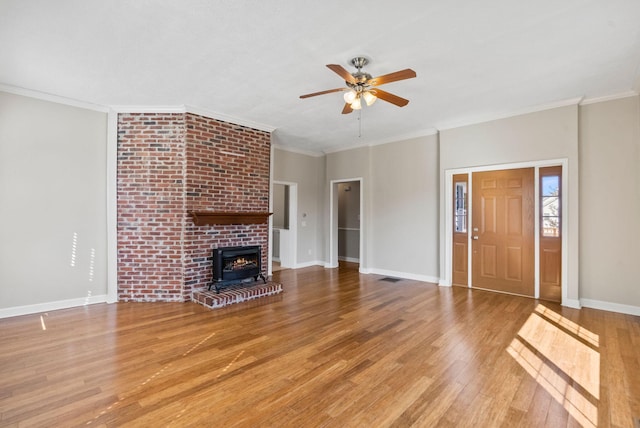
[211,245,266,293]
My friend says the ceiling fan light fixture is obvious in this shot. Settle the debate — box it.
[299,57,416,115]
[343,90,357,104]
[363,90,377,106]
[351,96,362,110]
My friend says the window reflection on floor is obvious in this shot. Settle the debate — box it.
[507,304,600,427]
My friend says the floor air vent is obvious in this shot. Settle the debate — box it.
[379,277,402,283]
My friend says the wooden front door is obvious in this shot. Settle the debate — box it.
[472,168,535,296]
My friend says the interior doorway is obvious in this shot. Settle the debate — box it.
[337,181,361,266]
[329,178,363,269]
[272,181,297,271]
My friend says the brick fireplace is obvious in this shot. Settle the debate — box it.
[117,112,271,302]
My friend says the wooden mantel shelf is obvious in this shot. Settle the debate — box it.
[188,211,273,226]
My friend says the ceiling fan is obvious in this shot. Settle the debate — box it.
[300,57,416,114]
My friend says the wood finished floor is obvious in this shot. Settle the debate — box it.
[1,264,639,427]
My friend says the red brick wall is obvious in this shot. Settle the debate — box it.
[117,113,186,301]
[184,114,271,296]
[117,112,270,302]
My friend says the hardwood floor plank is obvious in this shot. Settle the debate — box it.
[0,264,638,427]
[391,377,465,426]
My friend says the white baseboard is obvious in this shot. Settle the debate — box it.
[438,279,452,287]
[0,294,109,319]
[561,298,581,309]
[294,260,324,269]
[580,298,640,316]
[338,256,360,263]
[366,268,440,284]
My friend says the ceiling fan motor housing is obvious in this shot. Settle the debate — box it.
[347,73,373,92]
[349,57,372,90]
[350,56,369,69]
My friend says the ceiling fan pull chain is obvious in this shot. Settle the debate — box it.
[358,109,362,138]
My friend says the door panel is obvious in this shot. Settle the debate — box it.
[453,242,467,279]
[506,246,522,281]
[481,196,497,233]
[452,174,468,286]
[506,196,522,235]
[472,168,534,296]
[480,245,497,277]
[542,248,561,284]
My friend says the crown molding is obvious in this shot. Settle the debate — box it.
[109,105,186,114]
[321,139,369,155]
[322,128,439,155]
[0,91,276,133]
[272,144,325,157]
[364,127,439,148]
[0,83,110,112]
[436,96,584,131]
[579,90,639,106]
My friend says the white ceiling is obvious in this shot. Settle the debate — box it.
[1,0,639,153]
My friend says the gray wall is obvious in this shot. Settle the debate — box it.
[272,148,325,265]
[370,136,439,279]
[0,91,108,311]
[439,105,580,304]
[579,96,640,308]
[321,137,441,280]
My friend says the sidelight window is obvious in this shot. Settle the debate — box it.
[454,181,467,233]
[541,174,560,237]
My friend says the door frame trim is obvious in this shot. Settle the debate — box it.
[442,159,571,306]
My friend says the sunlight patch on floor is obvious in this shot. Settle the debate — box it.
[507,304,600,427]
[535,304,599,348]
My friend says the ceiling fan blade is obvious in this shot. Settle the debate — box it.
[341,103,353,114]
[368,69,416,86]
[327,64,357,84]
[370,88,410,107]
[300,88,346,99]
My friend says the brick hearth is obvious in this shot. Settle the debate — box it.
[192,282,283,309]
